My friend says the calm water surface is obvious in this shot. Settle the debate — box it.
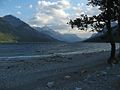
[0,42,119,57]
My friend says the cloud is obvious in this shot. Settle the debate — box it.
[85,6,101,16]
[72,4,101,17]
[30,13,53,25]
[29,0,101,38]
[29,0,70,27]
[16,11,21,15]
[29,4,33,8]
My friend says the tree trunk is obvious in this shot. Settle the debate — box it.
[106,20,116,64]
[117,18,120,58]
[111,43,116,58]
[107,33,116,64]
[118,19,120,36]
[106,0,116,64]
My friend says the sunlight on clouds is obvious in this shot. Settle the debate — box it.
[85,5,101,16]
[57,0,70,8]
[30,0,70,27]
[16,11,21,15]
[72,4,101,17]
[0,0,100,38]
[57,27,94,38]
[30,13,53,25]
[29,0,100,37]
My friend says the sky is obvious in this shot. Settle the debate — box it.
[0,0,101,38]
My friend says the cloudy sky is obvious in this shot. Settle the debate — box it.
[0,0,100,38]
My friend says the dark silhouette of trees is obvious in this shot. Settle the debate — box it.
[88,0,120,28]
[89,0,120,61]
[112,0,120,57]
[69,0,119,64]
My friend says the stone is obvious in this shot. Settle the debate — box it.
[68,57,72,60]
[86,74,91,79]
[101,71,107,76]
[36,50,41,52]
[116,75,120,77]
[75,87,82,90]
[106,67,111,70]
[47,81,54,88]
[96,74,100,77]
[64,75,71,79]
[81,70,87,74]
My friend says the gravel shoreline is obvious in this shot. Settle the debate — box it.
[0,51,120,90]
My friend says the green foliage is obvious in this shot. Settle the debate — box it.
[0,18,17,43]
[0,32,16,43]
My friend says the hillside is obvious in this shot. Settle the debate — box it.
[34,26,82,43]
[0,17,17,43]
[0,15,58,43]
[84,22,120,42]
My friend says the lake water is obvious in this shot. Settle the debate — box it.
[0,43,119,58]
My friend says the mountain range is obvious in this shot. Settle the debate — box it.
[0,15,58,43]
[1,15,119,43]
[84,22,120,42]
[0,15,82,43]
[34,26,82,42]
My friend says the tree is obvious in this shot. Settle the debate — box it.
[69,0,118,64]
[89,0,120,61]
[113,0,120,57]
[88,0,120,33]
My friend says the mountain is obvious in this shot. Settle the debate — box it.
[84,22,120,42]
[0,15,58,42]
[34,26,82,42]
[0,17,17,43]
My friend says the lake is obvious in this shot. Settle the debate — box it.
[0,42,119,58]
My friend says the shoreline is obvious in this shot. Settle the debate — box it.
[0,50,109,61]
[1,50,119,90]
